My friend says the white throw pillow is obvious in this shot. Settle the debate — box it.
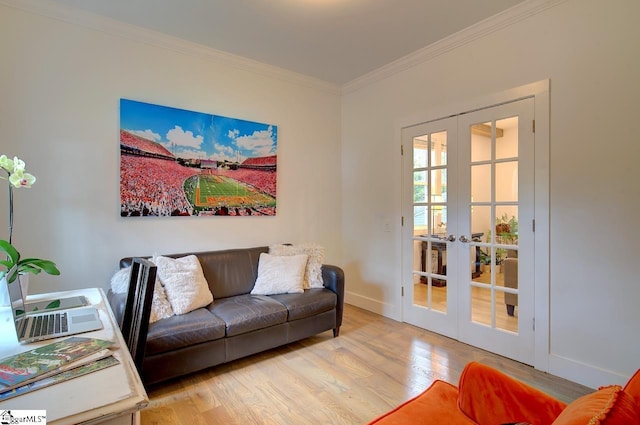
[152,255,213,315]
[109,266,174,323]
[269,243,325,288]
[251,253,308,295]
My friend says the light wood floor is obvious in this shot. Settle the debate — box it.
[141,304,591,425]
[414,269,518,333]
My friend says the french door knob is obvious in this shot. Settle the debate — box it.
[459,235,470,243]
[444,234,456,242]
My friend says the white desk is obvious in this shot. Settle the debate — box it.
[0,288,148,425]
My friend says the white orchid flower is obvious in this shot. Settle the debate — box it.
[9,170,36,188]
[0,155,13,172]
[12,157,26,172]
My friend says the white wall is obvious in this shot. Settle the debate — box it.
[342,0,640,387]
[0,5,342,294]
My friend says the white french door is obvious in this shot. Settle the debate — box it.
[401,116,459,338]
[402,97,535,365]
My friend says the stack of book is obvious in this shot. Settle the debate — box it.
[0,336,120,401]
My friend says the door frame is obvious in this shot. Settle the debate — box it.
[396,80,550,372]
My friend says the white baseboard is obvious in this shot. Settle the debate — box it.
[548,353,630,389]
[344,290,401,321]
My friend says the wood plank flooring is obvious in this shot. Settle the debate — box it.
[141,304,592,425]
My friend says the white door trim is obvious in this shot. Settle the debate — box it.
[395,80,550,372]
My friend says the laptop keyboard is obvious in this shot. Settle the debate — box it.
[19,312,69,339]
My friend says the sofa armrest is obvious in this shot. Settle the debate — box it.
[457,362,567,425]
[322,264,345,332]
[504,257,518,289]
[107,289,127,329]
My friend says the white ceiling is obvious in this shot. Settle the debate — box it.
[44,0,526,85]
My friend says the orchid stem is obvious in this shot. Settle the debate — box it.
[8,184,12,245]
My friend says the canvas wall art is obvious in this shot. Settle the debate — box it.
[119,99,277,217]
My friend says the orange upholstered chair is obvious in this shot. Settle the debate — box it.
[368,362,640,425]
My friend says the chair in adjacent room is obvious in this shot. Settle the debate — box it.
[503,249,518,316]
[121,257,157,374]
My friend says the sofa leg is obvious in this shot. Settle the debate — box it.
[506,304,515,317]
[333,327,340,337]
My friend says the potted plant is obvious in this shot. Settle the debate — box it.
[477,249,489,272]
[0,155,60,304]
[495,213,518,245]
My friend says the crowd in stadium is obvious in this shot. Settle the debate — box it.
[120,155,199,216]
[216,168,276,197]
[241,155,276,168]
[120,130,173,157]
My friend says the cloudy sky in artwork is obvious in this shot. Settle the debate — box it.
[120,99,277,162]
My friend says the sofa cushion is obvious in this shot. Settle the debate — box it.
[145,308,226,356]
[269,289,337,321]
[195,247,267,298]
[251,253,307,295]
[551,385,640,425]
[210,294,288,337]
[458,362,567,425]
[153,255,214,315]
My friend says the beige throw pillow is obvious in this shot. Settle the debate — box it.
[152,255,213,315]
[251,253,308,295]
[269,243,325,288]
[109,266,174,323]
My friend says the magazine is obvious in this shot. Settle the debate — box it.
[0,355,120,401]
[0,337,113,391]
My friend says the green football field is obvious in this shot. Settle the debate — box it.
[199,175,250,198]
[184,174,275,210]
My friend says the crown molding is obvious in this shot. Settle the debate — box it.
[0,0,341,95]
[342,0,569,95]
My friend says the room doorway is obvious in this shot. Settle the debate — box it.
[401,97,535,365]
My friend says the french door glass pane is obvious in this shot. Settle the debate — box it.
[430,205,447,237]
[471,286,492,327]
[471,164,491,203]
[496,117,518,159]
[414,205,428,233]
[431,131,448,166]
[414,171,428,202]
[414,136,428,168]
[496,161,518,202]
[431,169,447,202]
[496,205,518,246]
[470,123,492,162]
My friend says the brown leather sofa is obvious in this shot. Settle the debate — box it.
[107,246,344,386]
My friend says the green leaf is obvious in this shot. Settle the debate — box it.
[19,258,61,275]
[0,239,19,264]
[19,264,42,275]
[45,300,61,310]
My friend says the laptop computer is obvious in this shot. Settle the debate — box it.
[4,266,103,344]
